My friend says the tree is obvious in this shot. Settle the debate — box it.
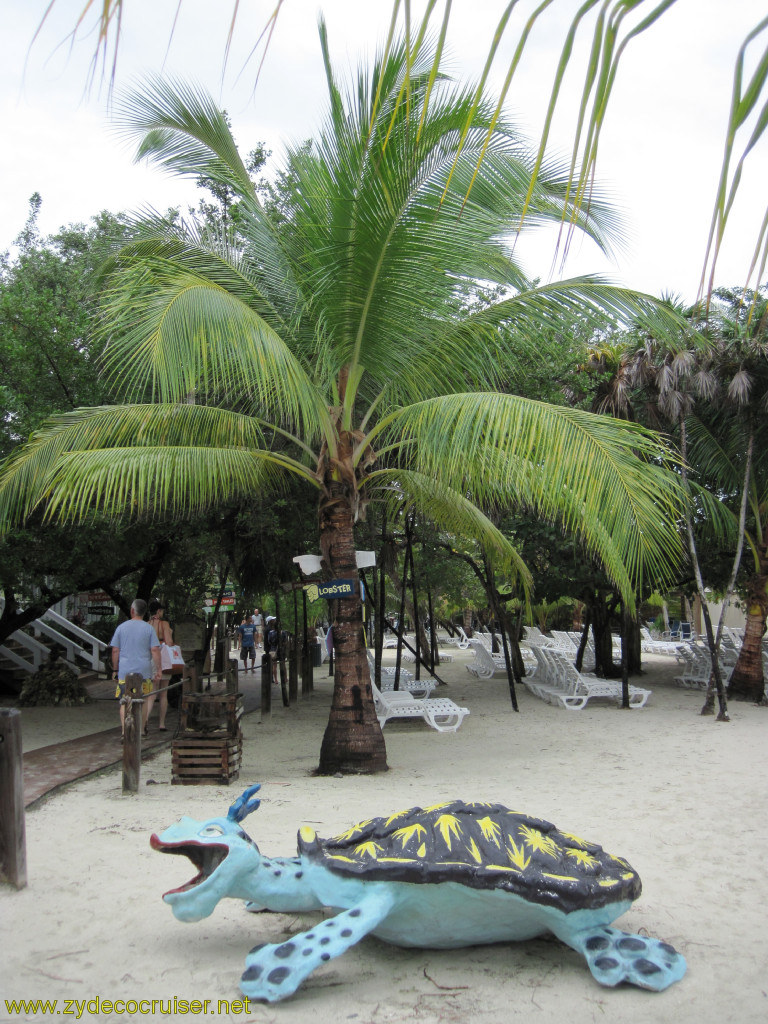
[0,199,128,455]
[0,35,688,773]
[687,289,768,702]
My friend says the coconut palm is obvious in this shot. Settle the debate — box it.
[0,33,687,772]
[687,289,768,702]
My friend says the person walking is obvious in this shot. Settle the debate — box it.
[111,598,163,738]
[252,608,264,648]
[237,616,257,671]
[264,616,281,685]
[147,598,173,731]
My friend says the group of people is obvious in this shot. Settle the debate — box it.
[110,599,286,740]
[237,608,282,683]
[110,598,175,738]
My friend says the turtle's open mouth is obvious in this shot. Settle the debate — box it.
[150,834,229,896]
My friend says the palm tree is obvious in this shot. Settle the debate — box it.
[0,31,687,772]
[691,289,768,702]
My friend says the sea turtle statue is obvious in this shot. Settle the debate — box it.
[151,785,686,1003]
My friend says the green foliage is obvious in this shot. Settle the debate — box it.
[0,199,128,456]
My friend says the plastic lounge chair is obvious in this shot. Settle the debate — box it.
[466,639,505,679]
[367,652,436,698]
[442,626,471,650]
[639,627,687,658]
[370,680,470,733]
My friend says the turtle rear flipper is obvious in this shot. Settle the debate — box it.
[240,887,396,1003]
[568,925,686,991]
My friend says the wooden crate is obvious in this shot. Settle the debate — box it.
[172,691,243,785]
[171,734,242,785]
[179,692,242,735]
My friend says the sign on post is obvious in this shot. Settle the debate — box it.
[304,579,358,602]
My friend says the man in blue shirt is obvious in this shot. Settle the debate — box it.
[111,598,162,737]
[237,616,257,671]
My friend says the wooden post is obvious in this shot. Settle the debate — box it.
[300,588,308,697]
[0,709,27,889]
[288,636,298,704]
[122,673,144,794]
[260,652,272,718]
[226,658,238,694]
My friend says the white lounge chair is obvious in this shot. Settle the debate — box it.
[639,626,687,658]
[466,639,505,679]
[370,680,470,733]
[367,652,436,698]
[443,626,471,650]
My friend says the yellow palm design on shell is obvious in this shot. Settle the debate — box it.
[391,823,427,849]
[434,814,463,850]
[384,809,412,827]
[466,836,483,864]
[506,834,531,871]
[566,848,599,869]
[354,841,384,859]
[477,816,503,846]
[518,825,558,858]
[558,830,589,849]
[333,822,368,842]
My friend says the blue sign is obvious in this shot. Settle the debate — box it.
[304,578,358,602]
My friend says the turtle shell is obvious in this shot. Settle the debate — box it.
[298,800,641,914]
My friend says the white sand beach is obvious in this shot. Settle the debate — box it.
[2,650,767,1023]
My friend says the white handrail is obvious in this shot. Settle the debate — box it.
[40,609,106,670]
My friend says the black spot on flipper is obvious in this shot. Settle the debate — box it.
[320,937,330,946]
[273,870,282,877]
[585,936,610,951]
[350,909,361,917]
[320,953,331,961]
[275,943,295,959]
[594,957,619,971]
[306,933,315,939]
[325,921,335,927]
[295,871,304,879]
[659,942,678,957]
[302,949,312,957]
[618,937,646,952]
[341,928,353,937]
[267,967,290,985]
[248,943,266,955]
[634,959,662,976]
[242,965,262,981]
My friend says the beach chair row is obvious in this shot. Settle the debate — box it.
[524,647,651,710]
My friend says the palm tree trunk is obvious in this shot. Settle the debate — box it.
[317,442,387,774]
[678,417,729,721]
[727,540,767,702]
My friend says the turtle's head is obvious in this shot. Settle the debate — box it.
[151,784,263,921]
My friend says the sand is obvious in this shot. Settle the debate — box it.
[1,650,767,1023]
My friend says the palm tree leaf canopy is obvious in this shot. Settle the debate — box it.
[372,392,685,588]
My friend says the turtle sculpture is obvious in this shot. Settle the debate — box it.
[151,785,686,1003]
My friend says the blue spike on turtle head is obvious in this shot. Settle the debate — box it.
[227,784,262,823]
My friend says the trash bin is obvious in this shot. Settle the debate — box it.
[311,642,322,667]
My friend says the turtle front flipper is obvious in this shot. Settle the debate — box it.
[240,887,396,1003]
[567,924,686,991]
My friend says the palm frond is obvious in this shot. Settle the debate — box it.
[0,404,318,533]
[366,467,533,595]
[371,392,686,596]
[112,75,255,200]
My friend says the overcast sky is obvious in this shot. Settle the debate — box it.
[2,0,766,302]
